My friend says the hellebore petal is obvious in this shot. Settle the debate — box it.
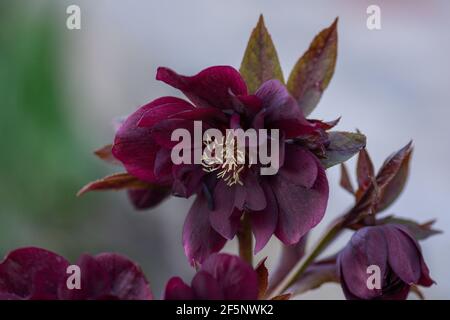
[209,171,267,238]
[164,254,258,300]
[338,225,434,300]
[273,147,329,244]
[256,80,316,138]
[172,164,206,198]
[164,277,195,300]
[113,97,185,183]
[174,107,228,123]
[210,180,239,239]
[242,170,267,211]
[201,254,259,300]
[0,248,153,301]
[150,118,197,149]
[0,247,69,300]
[59,253,153,300]
[137,100,195,127]
[153,148,173,178]
[191,271,224,300]
[234,94,263,115]
[156,66,247,109]
[250,182,278,253]
[383,225,422,285]
[279,144,318,188]
[287,18,338,116]
[183,192,227,265]
[127,186,170,210]
[338,227,388,300]
[240,15,285,93]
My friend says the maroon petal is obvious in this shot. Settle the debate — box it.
[183,193,227,265]
[153,148,172,179]
[0,247,69,300]
[156,66,248,109]
[201,254,258,300]
[191,271,224,300]
[273,152,329,244]
[137,100,195,127]
[209,181,239,239]
[172,164,206,198]
[164,277,195,300]
[383,225,423,285]
[237,94,262,114]
[242,170,267,211]
[279,145,319,188]
[127,186,170,210]
[60,253,153,300]
[150,118,197,149]
[174,107,228,123]
[392,225,434,287]
[418,258,434,287]
[338,227,389,300]
[250,182,278,253]
[255,80,316,138]
[113,97,182,183]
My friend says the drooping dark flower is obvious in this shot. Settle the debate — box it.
[0,247,153,300]
[164,253,258,300]
[110,66,332,264]
[0,247,69,300]
[58,253,153,300]
[337,224,434,300]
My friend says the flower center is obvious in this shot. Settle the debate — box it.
[201,131,248,186]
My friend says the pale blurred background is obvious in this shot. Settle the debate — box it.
[0,0,448,299]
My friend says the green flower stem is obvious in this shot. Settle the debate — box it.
[237,213,253,266]
[269,220,344,298]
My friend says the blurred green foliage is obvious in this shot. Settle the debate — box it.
[0,3,101,252]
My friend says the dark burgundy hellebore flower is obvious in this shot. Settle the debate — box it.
[164,253,258,300]
[337,224,434,300]
[112,66,331,264]
[0,247,153,300]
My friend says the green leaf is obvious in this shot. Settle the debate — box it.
[379,217,441,241]
[269,235,308,292]
[291,257,339,296]
[240,15,284,93]
[77,173,150,196]
[94,144,120,165]
[375,142,412,212]
[356,148,375,200]
[340,163,355,195]
[345,142,414,224]
[255,258,269,299]
[320,131,366,169]
[287,18,338,116]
